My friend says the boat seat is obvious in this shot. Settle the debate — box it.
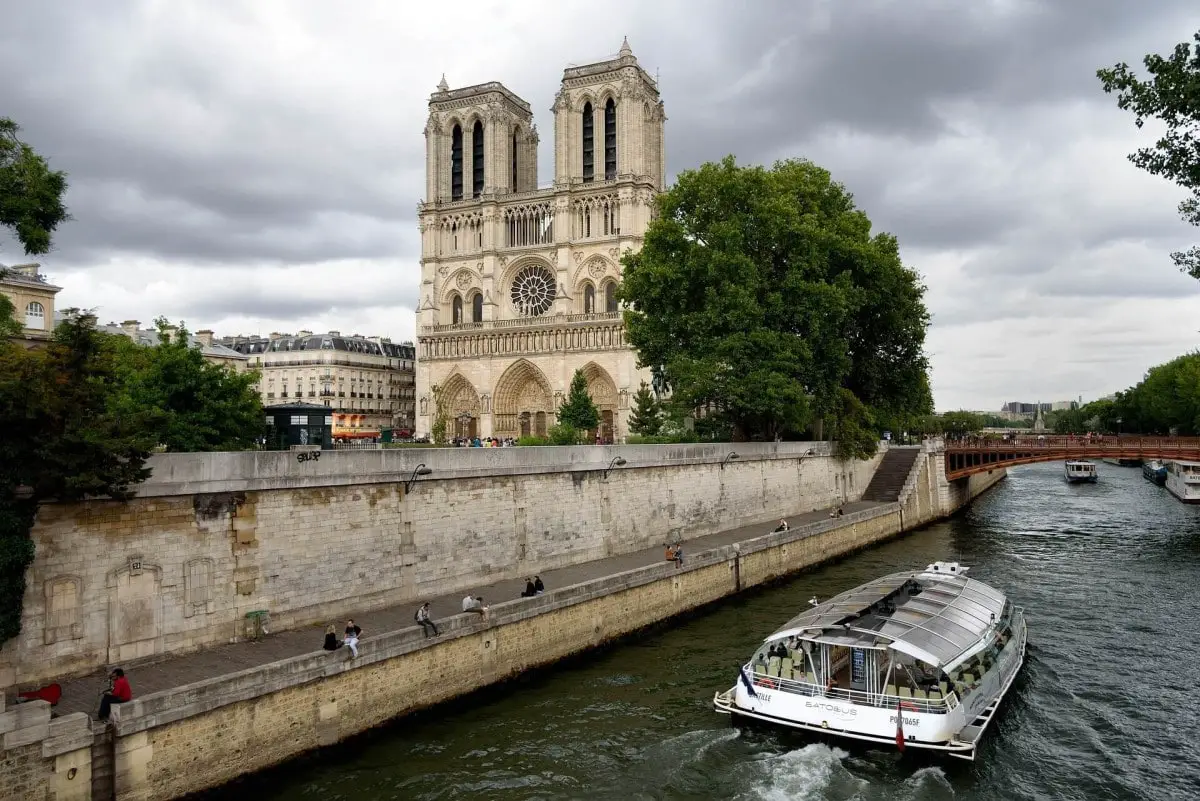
[886,684,898,697]
[963,673,975,684]
[899,687,912,698]
[780,658,794,676]
[939,681,949,696]
[805,672,817,685]
[768,662,781,678]
[914,689,928,700]
[929,690,942,701]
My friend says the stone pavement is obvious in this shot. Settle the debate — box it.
[45,500,879,718]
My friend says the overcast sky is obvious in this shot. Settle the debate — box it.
[3,1,1198,411]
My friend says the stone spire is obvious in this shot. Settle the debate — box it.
[619,37,632,58]
[437,74,449,92]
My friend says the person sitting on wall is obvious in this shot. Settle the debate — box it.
[344,619,362,659]
[774,519,789,532]
[664,543,676,562]
[521,578,538,598]
[837,507,845,517]
[534,575,545,594]
[673,542,684,568]
[462,595,489,617]
[97,668,132,722]
[322,624,342,651]
[415,603,440,638]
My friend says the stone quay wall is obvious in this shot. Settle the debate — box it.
[2,441,882,689]
[0,441,1006,801]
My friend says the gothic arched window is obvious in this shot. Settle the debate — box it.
[452,295,463,325]
[472,120,485,198]
[471,292,483,323]
[512,130,519,190]
[451,124,463,201]
[604,98,617,180]
[584,284,595,314]
[582,102,594,183]
[604,282,618,313]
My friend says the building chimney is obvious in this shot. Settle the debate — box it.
[328,330,341,336]
[269,332,284,340]
[195,329,214,347]
[298,329,313,338]
[120,320,141,338]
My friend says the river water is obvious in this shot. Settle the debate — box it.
[208,461,1200,801]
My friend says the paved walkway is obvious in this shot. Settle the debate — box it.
[46,500,879,718]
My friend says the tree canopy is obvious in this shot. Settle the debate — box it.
[1098,30,1200,277]
[1,117,69,256]
[555,369,600,442]
[106,318,265,452]
[619,156,932,456]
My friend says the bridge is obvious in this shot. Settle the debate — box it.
[943,435,1200,480]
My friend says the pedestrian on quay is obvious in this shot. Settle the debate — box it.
[774,518,789,532]
[415,602,440,638]
[344,619,362,658]
[322,624,342,651]
[97,668,132,722]
[534,575,545,594]
[673,542,684,568]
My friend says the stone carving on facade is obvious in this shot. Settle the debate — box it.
[588,259,607,280]
[573,251,583,264]
[619,388,630,410]
[456,271,473,290]
[420,396,429,416]
[43,575,83,644]
[481,394,491,413]
[553,391,564,409]
[438,263,450,276]
[499,255,508,267]
[608,247,619,260]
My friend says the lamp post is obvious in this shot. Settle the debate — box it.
[721,451,740,470]
[405,463,432,493]
[603,456,627,480]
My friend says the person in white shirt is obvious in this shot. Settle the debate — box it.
[462,595,488,616]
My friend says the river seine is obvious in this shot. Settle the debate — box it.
[208,460,1200,801]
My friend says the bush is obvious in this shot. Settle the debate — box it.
[516,435,552,446]
[548,423,581,445]
[626,432,704,445]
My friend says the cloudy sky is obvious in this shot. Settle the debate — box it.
[2,0,1198,411]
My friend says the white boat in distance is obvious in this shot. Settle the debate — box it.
[1165,460,1200,503]
[1064,460,1098,483]
[713,562,1027,760]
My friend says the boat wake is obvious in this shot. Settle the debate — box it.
[736,744,866,801]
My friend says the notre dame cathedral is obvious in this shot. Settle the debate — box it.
[414,38,666,441]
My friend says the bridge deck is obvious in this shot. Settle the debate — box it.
[943,435,1200,480]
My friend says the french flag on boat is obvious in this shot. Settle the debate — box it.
[738,666,759,699]
[895,699,905,752]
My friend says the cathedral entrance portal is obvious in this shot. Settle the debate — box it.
[494,360,554,438]
[439,373,481,440]
[581,362,619,443]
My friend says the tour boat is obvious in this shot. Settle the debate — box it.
[1143,460,1167,486]
[713,562,1027,761]
[1165,460,1200,503]
[1064,460,1098,483]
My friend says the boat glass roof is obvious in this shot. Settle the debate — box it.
[769,567,1007,668]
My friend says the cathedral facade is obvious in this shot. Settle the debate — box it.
[414,39,666,441]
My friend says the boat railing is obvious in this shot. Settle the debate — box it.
[748,665,959,714]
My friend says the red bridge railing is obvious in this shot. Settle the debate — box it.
[943,435,1200,480]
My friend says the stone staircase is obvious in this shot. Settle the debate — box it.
[861,447,922,503]
[91,726,115,800]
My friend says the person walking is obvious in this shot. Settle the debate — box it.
[415,603,439,638]
[97,668,132,721]
[344,619,362,658]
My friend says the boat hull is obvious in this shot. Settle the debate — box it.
[1065,475,1098,484]
[715,613,1028,761]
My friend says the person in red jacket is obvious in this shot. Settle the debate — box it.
[97,668,132,721]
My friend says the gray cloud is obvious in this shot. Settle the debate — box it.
[3,0,1200,408]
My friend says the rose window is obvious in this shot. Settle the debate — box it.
[510,265,556,317]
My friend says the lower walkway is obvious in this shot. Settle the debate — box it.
[49,500,878,717]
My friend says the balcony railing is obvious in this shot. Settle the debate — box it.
[422,311,620,335]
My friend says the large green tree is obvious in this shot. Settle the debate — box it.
[0,311,156,644]
[627,381,663,436]
[107,318,264,451]
[1,118,69,256]
[619,156,931,455]
[1098,31,1200,277]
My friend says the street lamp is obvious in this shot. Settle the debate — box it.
[405,463,432,493]
[721,451,740,470]
[603,456,627,480]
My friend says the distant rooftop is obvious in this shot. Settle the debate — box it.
[221,331,416,359]
[0,262,60,289]
[56,314,247,361]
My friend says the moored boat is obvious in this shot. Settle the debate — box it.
[1165,460,1200,503]
[1143,460,1167,486]
[713,562,1027,761]
[1064,460,1098,483]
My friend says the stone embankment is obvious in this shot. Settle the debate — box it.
[0,439,1005,800]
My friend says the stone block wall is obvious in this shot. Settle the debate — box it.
[3,442,884,688]
[0,698,95,801]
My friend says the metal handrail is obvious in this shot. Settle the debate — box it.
[748,665,959,714]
